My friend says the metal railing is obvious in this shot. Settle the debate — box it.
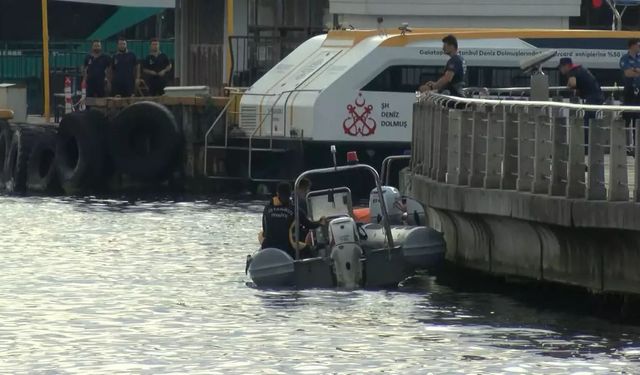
[0,39,175,80]
[203,88,321,182]
[412,92,640,202]
[245,89,320,181]
[463,86,624,100]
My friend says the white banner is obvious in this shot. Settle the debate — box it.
[53,0,175,7]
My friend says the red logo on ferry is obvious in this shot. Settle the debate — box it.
[343,93,376,136]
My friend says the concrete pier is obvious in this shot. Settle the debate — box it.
[408,93,640,296]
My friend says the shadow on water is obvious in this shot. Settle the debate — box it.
[396,269,640,364]
[404,265,640,344]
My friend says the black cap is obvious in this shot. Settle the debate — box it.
[558,57,573,67]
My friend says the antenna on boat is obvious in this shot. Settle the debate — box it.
[330,145,337,170]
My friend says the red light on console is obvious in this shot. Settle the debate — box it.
[346,151,359,164]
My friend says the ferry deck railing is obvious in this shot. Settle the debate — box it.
[413,92,640,202]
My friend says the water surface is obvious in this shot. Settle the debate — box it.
[0,195,638,374]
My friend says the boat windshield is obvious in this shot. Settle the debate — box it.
[306,187,353,221]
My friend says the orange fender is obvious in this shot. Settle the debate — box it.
[353,207,370,223]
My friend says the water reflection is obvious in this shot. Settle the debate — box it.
[0,195,638,374]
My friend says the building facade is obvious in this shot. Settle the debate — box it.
[330,0,581,29]
[175,0,638,93]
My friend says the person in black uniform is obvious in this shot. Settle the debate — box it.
[558,57,604,148]
[419,34,466,98]
[83,40,111,98]
[261,182,325,259]
[142,38,172,96]
[620,39,640,147]
[111,37,140,97]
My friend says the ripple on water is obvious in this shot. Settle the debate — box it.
[0,195,639,374]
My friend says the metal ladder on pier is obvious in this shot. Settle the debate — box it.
[203,89,317,183]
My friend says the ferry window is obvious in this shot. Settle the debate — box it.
[362,66,440,92]
[361,65,566,92]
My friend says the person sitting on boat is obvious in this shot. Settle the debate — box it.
[260,182,326,259]
[419,34,466,98]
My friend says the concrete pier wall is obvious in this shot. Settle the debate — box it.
[408,93,640,296]
[419,201,640,295]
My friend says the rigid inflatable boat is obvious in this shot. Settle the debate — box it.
[246,150,445,289]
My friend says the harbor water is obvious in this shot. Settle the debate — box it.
[1,195,639,374]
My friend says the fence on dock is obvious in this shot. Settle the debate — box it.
[412,92,640,202]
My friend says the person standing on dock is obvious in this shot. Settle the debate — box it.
[620,38,640,146]
[419,34,466,98]
[111,37,140,97]
[558,57,603,149]
[142,38,172,96]
[82,40,111,98]
[558,57,604,107]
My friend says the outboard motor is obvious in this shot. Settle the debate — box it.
[369,186,427,226]
[369,186,403,224]
[328,217,363,288]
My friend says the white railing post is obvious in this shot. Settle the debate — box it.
[484,110,503,189]
[458,110,474,186]
[566,115,586,199]
[587,116,607,200]
[549,115,568,196]
[609,115,629,201]
[446,110,462,184]
[501,110,519,190]
[435,108,449,183]
[532,111,552,194]
[469,110,487,187]
[517,111,535,192]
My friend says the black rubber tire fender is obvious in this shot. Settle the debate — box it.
[26,130,60,193]
[55,110,107,194]
[0,121,12,189]
[4,128,36,193]
[109,101,180,181]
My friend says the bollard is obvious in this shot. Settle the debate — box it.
[79,79,86,111]
[64,76,73,114]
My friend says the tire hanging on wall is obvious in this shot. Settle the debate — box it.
[109,101,180,181]
[26,130,60,193]
[55,110,107,194]
[4,127,35,194]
